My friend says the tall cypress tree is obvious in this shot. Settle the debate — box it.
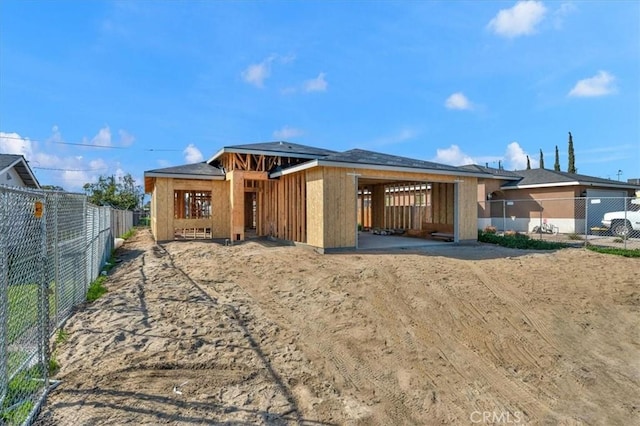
[526,155,531,170]
[568,132,576,173]
[554,145,560,171]
[539,149,545,169]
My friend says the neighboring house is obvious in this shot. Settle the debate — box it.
[461,165,640,233]
[144,141,486,251]
[0,154,40,189]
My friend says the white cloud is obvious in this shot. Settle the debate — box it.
[504,141,536,169]
[273,126,304,140]
[1,129,117,191]
[369,128,417,147]
[432,142,537,169]
[487,1,547,38]
[303,72,328,92]
[241,54,295,88]
[183,144,203,163]
[118,129,135,146]
[48,125,63,143]
[553,2,577,29]
[241,60,272,88]
[89,158,108,171]
[445,92,473,110]
[90,126,112,146]
[568,71,616,97]
[0,132,34,157]
[433,145,475,166]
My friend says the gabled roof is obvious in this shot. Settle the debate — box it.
[0,154,40,188]
[322,149,463,173]
[145,162,225,177]
[144,162,225,192]
[272,148,489,178]
[208,141,336,164]
[458,164,521,179]
[501,168,640,190]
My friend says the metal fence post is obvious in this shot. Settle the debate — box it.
[624,197,628,250]
[0,189,7,404]
[502,199,506,234]
[539,201,544,240]
[584,197,589,248]
[37,195,50,389]
[52,193,60,329]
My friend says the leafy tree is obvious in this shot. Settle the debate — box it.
[539,149,545,169]
[83,173,143,210]
[554,145,560,171]
[41,185,65,191]
[568,132,576,173]
[526,155,531,170]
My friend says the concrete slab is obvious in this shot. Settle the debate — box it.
[357,232,449,250]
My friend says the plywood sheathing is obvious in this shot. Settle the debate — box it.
[150,177,231,241]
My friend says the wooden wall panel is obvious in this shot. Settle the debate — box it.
[306,168,324,248]
[228,171,245,241]
[458,178,478,241]
[150,177,230,241]
[154,178,173,241]
[212,180,230,238]
[322,167,356,248]
[371,184,385,228]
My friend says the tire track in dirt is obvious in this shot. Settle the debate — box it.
[468,262,558,351]
[154,242,306,424]
[370,261,552,422]
[224,259,414,425]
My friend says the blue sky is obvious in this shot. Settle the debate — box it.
[1,0,639,191]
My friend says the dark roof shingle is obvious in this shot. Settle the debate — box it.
[501,168,638,188]
[0,154,40,188]
[224,141,336,157]
[458,164,521,179]
[145,162,225,177]
[321,149,463,173]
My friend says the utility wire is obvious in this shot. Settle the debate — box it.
[33,166,109,172]
[0,134,182,151]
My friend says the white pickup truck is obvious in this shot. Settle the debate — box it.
[601,199,640,237]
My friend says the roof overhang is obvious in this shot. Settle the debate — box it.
[269,159,489,179]
[143,172,225,180]
[1,157,40,188]
[482,175,521,181]
[144,172,225,193]
[208,147,327,164]
[502,181,640,190]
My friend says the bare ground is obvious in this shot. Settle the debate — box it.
[36,229,639,425]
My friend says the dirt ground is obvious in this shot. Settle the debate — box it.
[36,229,639,425]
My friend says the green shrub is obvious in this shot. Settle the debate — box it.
[586,245,640,258]
[121,228,136,240]
[478,230,568,250]
[55,328,69,344]
[87,275,108,302]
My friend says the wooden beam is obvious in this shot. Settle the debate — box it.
[229,170,245,241]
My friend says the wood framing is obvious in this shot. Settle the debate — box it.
[145,141,485,249]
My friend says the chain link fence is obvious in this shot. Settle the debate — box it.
[478,197,640,250]
[0,185,131,425]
